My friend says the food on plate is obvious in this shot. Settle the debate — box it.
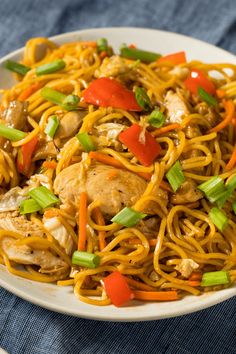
[0,36,236,307]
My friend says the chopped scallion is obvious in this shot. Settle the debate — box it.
[201,270,230,287]
[0,123,26,141]
[198,176,225,203]
[44,115,59,138]
[41,87,79,111]
[232,201,236,215]
[29,186,59,208]
[76,132,96,152]
[198,87,218,106]
[97,38,108,53]
[111,207,147,227]
[166,160,185,192]
[148,109,165,128]
[5,60,30,76]
[135,87,151,111]
[20,199,41,214]
[209,207,228,232]
[72,250,100,268]
[120,45,161,63]
[36,59,65,76]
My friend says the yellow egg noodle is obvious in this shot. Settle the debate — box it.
[0,37,236,306]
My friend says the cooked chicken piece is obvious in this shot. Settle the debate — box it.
[95,123,125,150]
[33,140,58,161]
[54,162,148,216]
[1,100,28,130]
[55,111,86,140]
[171,179,203,205]
[175,259,199,278]
[165,91,189,124]
[2,237,67,273]
[149,270,160,282]
[169,67,189,80]
[27,173,52,190]
[95,55,137,80]
[0,212,44,238]
[0,187,28,212]
[43,216,74,255]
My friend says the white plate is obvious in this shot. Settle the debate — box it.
[0,27,236,321]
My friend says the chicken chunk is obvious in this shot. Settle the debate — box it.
[95,55,137,80]
[54,162,147,216]
[2,100,28,130]
[165,91,189,124]
[0,212,44,238]
[175,259,199,278]
[43,216,74,255]
[55,111,86,140]
[2,237,67,273]
[0,187,28,212]
[171,179,203,205]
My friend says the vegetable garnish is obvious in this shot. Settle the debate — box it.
[78,192,87,251]
[20,199,41,215]
[232,201,236,215]
[134,87,151,111]
[76,132,96,152]
[198,87,218,106]
[36,59,65,76]
[82,77,142,111]
[72,250,100,269]
[44,115,59,138]
[0,124,26,141]
[157,51,186,65]
[29,186,59,208]
[225,144,236,171]
[152,123,181,137]
[111,207,147,227]
[198,176,226,203]
[184,69,216,95]
[209,207,228,232]
[17,136,38,176]
[210,100,235,133]
[102,271,134,307]
[119,124,161,166]
[41,87,79,111]
[133,290,179,301]
[5,60,30,76]
[200,270,230,287]
[166,160,185,192]
[148,109,165,128]
[18,82,42,101]
[120,45,161,63]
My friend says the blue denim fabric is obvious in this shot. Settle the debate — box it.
[0,0,236,353]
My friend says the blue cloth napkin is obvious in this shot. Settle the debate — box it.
[0,0,236,353]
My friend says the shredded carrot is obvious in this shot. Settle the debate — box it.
[160,180,172,192]
[125,277,155,291]
[152,123,181,137]
[78,192,87,251]
[133,290,179,301]
[225,144,236,171]
[44,209,59,219]
[210,100,235,133]
[106,169,119,180]
[42,160,58,170]
[79,41,97,48]
[99,51,108,59]
[18,83,42,101]
[216,89,226,99]
[188,280,201,287]
[93,207,106,250]
[129,44,136,48]
[188,272,202,281]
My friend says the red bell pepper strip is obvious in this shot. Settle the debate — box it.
[102,271,134,307]
[184,69,216,95]
[119,124,161,166]
[82,77,142,111]
[17,136,38,176]
[158,51,186,65]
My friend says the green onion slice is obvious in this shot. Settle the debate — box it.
[232,201,236,215]
[166,160,185,192]
[20,199,41,214]
[72,250,100,268]
[97,38,108,53]
[198,87,218,106]
[41,87,79,111]
[76,132,96,152]
[111,207,147,227]
[120,45,161,63]
[5,60,30,76]
[209,207,228,232]
[201,270,230,287]
[36,59,65,76]
[44,115,60,138]
[198,176,225,203]
[29,186,59,208]
[135,87,151,111]
[0,123,26,141]
[148,109,165,128]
